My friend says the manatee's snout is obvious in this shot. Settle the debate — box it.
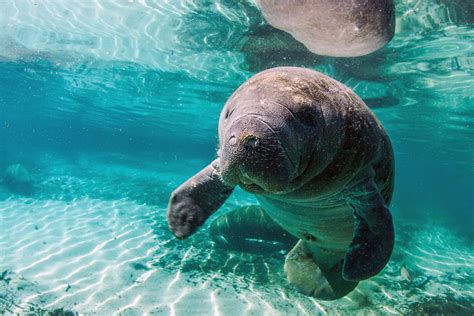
[219,117,296,194]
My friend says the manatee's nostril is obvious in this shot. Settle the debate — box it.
[303,232,317,242]
[243,135,258,149]
[229,135,237,146]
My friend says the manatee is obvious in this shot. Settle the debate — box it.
[209,205,297,254]
[255,0,395,57]
[167,67,395,300]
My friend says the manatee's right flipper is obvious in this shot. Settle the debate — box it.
[342,168,394,281]
[167,159,234,239]
[284,240,358,300]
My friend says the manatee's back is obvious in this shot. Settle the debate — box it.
[326,77,395,205]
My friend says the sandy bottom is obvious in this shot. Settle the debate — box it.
[1,152,473,315]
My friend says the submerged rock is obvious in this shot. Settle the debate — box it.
[2,163,34,195]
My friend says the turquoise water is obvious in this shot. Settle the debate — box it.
[0,1,473,314]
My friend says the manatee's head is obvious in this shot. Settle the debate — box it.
[217,67,345,195]
[216,68,327,195]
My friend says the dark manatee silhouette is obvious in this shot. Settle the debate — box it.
[2,164,34,195]
[167,67,395,300]
[255,0,396,57]
[209,205,297,254]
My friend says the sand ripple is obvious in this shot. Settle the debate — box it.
[1,154,473,314]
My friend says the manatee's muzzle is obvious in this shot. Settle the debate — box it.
[219,117,296,194]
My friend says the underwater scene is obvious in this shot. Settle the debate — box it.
[0,0,473,315]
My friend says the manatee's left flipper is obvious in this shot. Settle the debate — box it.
[167,159,235,239]
[342,168,394,281]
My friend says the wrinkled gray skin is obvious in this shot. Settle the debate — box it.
[255,0,395,57]
[167,67,394,300]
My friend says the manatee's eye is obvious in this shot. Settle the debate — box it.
[225,108,235,119]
